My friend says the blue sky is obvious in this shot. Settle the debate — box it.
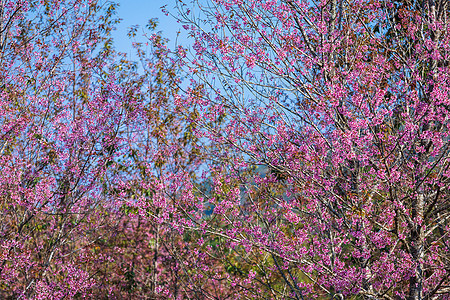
[113,0,189,58]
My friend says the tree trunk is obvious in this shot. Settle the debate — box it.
[408,193,425,300]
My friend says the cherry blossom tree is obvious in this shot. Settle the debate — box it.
[0,0,221,297]
[168,0,450,298]
[2,0,450,299]
[0,0,172,297]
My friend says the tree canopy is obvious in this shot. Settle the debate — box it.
[0,0,449,299]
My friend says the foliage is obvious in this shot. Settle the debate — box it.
[169,0,450,299]
[1,0,450,299]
